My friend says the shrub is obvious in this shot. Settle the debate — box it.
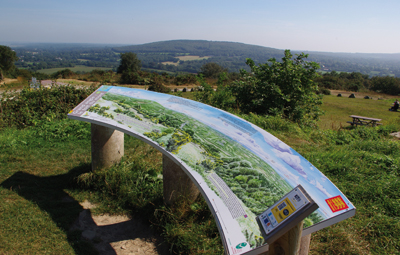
[319,88,331,95]
[370,76,400,95]
[147,83,170,93]
[229,50,322,123]
[0,84,98,129]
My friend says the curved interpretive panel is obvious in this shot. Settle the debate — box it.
[68,86,355,254]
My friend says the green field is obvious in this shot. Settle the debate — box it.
[161,55,211,66]
[37,65,112,75]
[176,55,211,61]
[319,95,399,129]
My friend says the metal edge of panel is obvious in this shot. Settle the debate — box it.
[242,243,269,255]
[302,208,356,236]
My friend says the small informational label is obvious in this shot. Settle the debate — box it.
[326,195,349,213]
[272,198,295,224]
[258,186,310,234]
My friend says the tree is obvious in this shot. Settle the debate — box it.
[229,50,322,123]
[117,52,142,84]
[200,62,227,78]
[0,45,18,81]
[117,52,141,74]
[370,76,400,95]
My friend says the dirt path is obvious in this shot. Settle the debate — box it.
[71,200,170,255]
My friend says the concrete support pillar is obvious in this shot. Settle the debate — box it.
[268,221,304,255]
[163,154,200,205]
[91,123,124,171]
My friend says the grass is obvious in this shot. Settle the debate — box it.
[161,56,211,66]
[161,61,180,66]
[0,119,222,254]
[175,56,211,61]
[1,87,400,254]
[56,79,99,87]
[0,78,28,91]
[319,94,400,130]
[37,65,112,75]
[0,121,96,254]
[299,130,400,254]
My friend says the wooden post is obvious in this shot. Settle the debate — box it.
[298,234,311,255]
[91,123,124,171]
[267,221,304,255]
[163,154,200,205]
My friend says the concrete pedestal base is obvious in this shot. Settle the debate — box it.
[91,124,124,171]
[163,154,200,205]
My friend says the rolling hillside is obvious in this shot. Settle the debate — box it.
[9,40,400,76]
[113,40,400,76]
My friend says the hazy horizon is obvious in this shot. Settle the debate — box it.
[3,40,400,56]
[2,0,399,54]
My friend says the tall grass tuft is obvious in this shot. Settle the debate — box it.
[77,156,163,214]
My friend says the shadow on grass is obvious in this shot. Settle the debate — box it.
[1,163,100,254]
[0,164,169,255]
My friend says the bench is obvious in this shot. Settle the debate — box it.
[348,115,382,127]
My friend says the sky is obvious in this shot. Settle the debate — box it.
[1,0,399,53]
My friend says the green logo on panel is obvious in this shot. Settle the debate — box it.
[235,242,247,249]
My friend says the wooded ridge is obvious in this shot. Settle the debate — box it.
[8,40,400,77]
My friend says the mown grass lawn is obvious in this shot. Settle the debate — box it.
[0,124,95,254]
[319,94,400,129]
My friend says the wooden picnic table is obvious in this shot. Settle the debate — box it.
[347,115,382,127]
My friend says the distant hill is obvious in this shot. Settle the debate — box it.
[113,40,286,74]
[9,40,400,77]
[113,40,284,58]
[113,40,400,77]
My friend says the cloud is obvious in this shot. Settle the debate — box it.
[273,149,307,178]
[310,179,332,197]
[261,131,292,154]
[109,87,141,98]
[269,160,300,184]
[167,104,191,115]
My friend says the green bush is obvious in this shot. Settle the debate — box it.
[239,113,301,133]
[147,83,171,93]
[0,84,98,129]
[371,76,400,95]
[319,88,331,95]
[229,50,322,123]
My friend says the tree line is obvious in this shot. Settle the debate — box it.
[13,46,120,72]
[316,71,400,95]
